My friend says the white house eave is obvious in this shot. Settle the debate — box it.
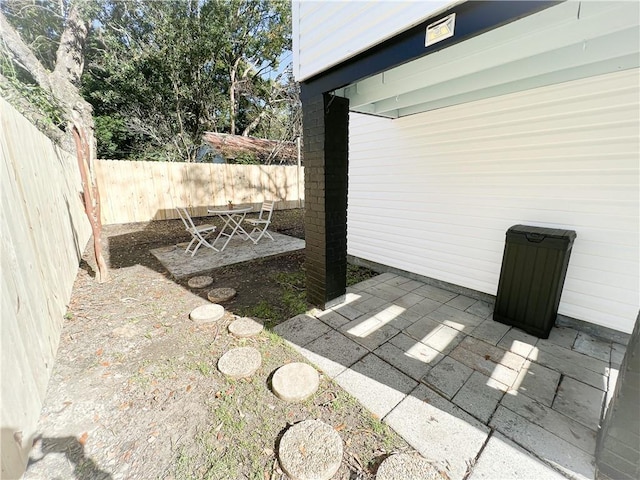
[334,1,640,119]
[293,0,465,83]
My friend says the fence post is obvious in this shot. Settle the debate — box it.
[296,136,302,208]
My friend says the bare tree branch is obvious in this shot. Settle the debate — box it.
[52,4,87,85]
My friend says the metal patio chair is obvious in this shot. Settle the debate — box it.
[244,200,275,244]
[175,207,217,256]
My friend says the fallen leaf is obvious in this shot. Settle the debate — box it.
[96,348,103,356]
[186,385,192,392]
[217,431,224,441]
[78,432,88,446]
[100,361,111,367]
[484,354,491,360]
[334,423,346,431]
[298,444,306,456]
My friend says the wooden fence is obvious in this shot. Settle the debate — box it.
[1,99,92,478]
[96,160,304,224]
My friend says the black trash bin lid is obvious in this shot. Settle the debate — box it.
[507,224,577,243]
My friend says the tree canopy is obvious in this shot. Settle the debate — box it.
[1,0,297,162]
[85,0,294,161]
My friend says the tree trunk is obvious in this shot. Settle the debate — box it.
[72,121,109,282]
[0,72,70,149]
[1,6,109,282]
[241,108,266,137]
[229,57,242,135]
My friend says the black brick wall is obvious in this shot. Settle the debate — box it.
[301,88,349,308]
[596,314,640,480]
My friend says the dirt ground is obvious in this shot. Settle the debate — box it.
[24,209,419,480]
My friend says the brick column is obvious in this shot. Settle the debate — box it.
[596,314,640,480]
[301,88,349,308]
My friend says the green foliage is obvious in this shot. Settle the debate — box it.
[237,300,278,322]
[347,263,377,287]
[94,115,128,158]
[0,1,67,129]
[1,72,65,128]
[236,270,308,327]
[83,0,293,162]
[0,0,66,71]
[229,152,259,165]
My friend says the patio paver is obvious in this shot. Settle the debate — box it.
[573,332,612,363]
[490,406,596,480]
[423,356,473,399]
[272,272,625,480]
[468,432,568,480]
[340,316,400,351]
[427,304,484,332]
[273,314,330,347]
[510,359,561,406]
[299,329,367,378]
[334,353,416,419]
[465,300,494,319]
[553,376,606,430]
[452,371,505,423]
[151,231,304,278]
[528,343,608,390]
[446,294,477,311]
[468,319,511,345]
[497,328,539,357]
[500,392,597,454]
[385,384,490,480]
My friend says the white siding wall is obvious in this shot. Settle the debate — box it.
[348,68,640,334]
[293,0,454,81]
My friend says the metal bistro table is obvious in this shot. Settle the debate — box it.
[206,205,253,251]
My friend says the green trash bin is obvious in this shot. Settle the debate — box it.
[493,225,576,339]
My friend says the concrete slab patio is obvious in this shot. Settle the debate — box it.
[150,231,305,278]
[274,272,626,480]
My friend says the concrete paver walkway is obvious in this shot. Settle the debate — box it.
[274,272,625,480]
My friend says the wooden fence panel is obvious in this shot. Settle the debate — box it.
[95,160,305,224]
[1,98,92,478]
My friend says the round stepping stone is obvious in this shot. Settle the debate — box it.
[376,453,442,480]
[207,287,236,303]
[272,363,319,402]
[217,347,261,379]
[228,317,264,338]
[188,275,214,289]
[278,419,342,480]
[189,304,224,324]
